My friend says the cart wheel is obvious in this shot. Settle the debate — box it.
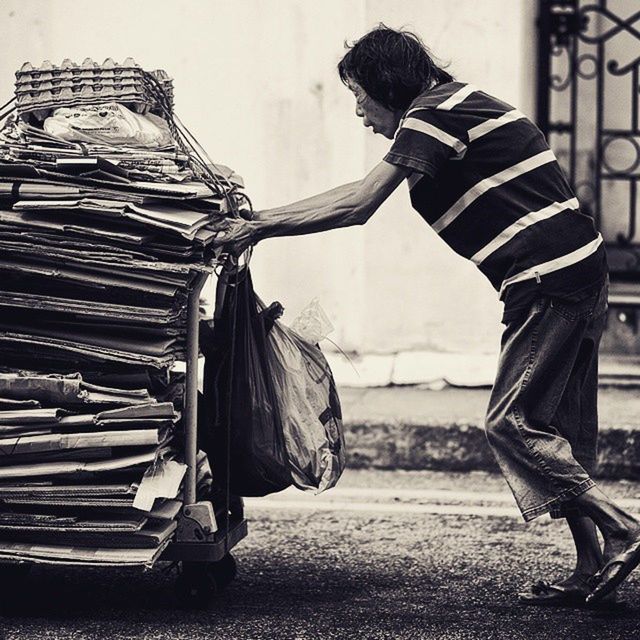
[209,553,237,588]
[175,555,237,608]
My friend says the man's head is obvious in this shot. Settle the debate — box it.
[338,24,453,139]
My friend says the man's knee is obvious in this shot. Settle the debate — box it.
[484,408,507,446]
[484,400,523,451]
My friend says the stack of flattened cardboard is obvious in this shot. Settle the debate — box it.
[0,60,238,566]
[0,60,243,371]
[0,167,222,369]
[0,371,187,565]
[0,119,195,183]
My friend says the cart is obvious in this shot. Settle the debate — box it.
[161,272,248,606]
[0,272,248,608]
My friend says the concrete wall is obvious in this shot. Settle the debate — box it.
[1,0,538,357]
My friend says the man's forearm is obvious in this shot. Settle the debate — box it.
[254,182,368,239]
[219,162,410,254]
[252,181,360,222]
[251,161,410,241]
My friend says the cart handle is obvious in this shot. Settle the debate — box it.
[184,272,209,505]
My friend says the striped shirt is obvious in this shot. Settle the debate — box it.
[384,82,606,316]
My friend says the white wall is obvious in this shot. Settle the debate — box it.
[358,0,537,353]
[1,0,538,356]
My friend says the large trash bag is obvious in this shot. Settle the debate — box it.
[266,318,345,493]
[198,268,292,497]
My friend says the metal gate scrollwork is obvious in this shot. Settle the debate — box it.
[537,0,640,279]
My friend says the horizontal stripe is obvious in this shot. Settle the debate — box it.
[432,149,557,233]
[500,235,604,293]
[401,117,467,157]
[467,109,527,142]
[436,84,477,111]
[402,106,428,120]
[471,197,579,264]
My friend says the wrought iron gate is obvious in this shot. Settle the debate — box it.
[537,0,640,283]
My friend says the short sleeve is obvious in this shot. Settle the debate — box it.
[384,108,467,177]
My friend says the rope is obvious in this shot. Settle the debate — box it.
[140,72,256,270]
[0,103,16,124]
[140,73,240,206]
[0,97,16,123]
[0,97,16,112]
[134,71,254,552]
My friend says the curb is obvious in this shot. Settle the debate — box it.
[343,419,640,480]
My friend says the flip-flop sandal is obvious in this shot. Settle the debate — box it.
[519,579,621,609]
[587,532,640,604]
[518,580,589,607]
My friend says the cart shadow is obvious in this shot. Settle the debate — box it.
[0,559,383,621]
[4,559,639,630]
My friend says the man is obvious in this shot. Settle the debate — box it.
[219,25,640,606]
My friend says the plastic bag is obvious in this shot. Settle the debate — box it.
[266,317,345,493]
[43,102,172,148]
[290,298,334,344]
[198,268,291,497]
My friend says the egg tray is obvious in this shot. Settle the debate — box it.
[15,58,174,116]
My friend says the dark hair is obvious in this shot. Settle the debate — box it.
[338,24,454,111]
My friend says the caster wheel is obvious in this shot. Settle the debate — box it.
[175,563,218,608]
[208,553,237,589]
[174,555,237,608]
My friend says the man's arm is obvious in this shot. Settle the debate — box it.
[221,161,411,253]
[255,161,410,239]
[250,181,361,222]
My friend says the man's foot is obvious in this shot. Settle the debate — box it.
[519,574,618,608]
[518,576,589,607]
[586,526,640,604]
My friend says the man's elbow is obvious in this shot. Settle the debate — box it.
[351,192,378,225]
[351,178,387,225]
[353,204,375,226]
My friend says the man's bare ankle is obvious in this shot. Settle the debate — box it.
[570,570,596,584]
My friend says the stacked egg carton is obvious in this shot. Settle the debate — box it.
[15,58,174,118]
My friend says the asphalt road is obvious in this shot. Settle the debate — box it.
[1,470,640,640]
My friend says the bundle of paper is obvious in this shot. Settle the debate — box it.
[0,129,235,368]
[0,58,233,567]
[0,378,191,565]
[1,117,245,186]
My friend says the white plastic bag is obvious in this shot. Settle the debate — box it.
[43,102,172,148]
[265,310,345,493]
[290,298,334,344]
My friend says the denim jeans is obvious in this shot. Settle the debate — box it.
[485,279,608,521]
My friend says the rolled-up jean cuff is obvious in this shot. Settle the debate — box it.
[520,478,596,522]
[549,504,582,520]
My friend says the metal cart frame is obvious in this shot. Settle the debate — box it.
[160,274,247,599]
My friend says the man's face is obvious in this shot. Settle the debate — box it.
[347,79,402,139]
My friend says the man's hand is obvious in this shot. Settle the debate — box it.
[214,161,409,254]
[230,162,409,242]
[216,217,261,257]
